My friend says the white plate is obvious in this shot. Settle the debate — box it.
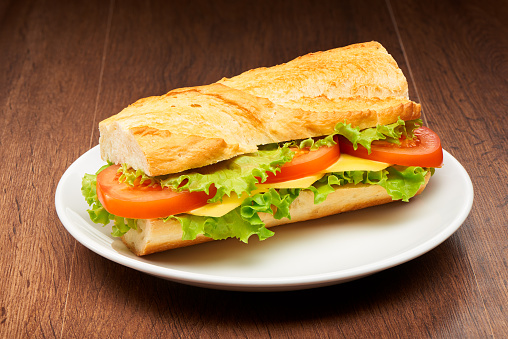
[55,146,473,291]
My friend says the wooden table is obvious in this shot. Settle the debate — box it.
[2,0,507,337]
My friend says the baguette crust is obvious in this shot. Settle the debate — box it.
[219,41,409,103]
[99,42,420,176]
[121,173,430,256]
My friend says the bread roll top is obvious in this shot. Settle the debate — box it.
[218,41,409,103]
[99,41,420,176]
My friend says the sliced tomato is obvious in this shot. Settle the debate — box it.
[338,126,443,167]
[96,165,216,219]
[261,140,341,184]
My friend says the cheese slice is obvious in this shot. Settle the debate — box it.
[188,189,268,217]
[256,173,325,189]
[323,154,390,172]
[188,192,247,217]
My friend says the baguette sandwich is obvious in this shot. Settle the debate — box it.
[81,41,443,256]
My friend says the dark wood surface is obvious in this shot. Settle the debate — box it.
[1,0,507,337]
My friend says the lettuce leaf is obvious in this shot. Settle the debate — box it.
[174,209,273,242]
[309,166,429,204]
[287,134,337,150]
[173,188,300,242]
[334,118,422,152]
[376,166,430,202]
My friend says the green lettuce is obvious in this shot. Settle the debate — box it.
[287,134,337,150]
[376,166,430,201]
[334,118,422,152]
[309,166,430,204]
[172,188,300,242]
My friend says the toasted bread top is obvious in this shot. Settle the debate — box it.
[99,41,420,176]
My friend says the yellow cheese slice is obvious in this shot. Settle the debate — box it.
[188,193,246,217]
[323,154,390,172]
[188,189,268,217]
[256,173,325,189]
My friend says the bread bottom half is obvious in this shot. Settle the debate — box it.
[121,174,430,256]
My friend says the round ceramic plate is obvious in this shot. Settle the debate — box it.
[55,146,473,291]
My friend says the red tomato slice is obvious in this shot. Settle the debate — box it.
[96,165,216,219]
[262,140,341,184]
[338,126,443,167]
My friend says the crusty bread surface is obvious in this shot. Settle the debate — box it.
[218,41,409,103]
[99,41,420,176]
[121,173,431,256]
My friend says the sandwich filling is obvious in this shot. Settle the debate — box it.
[82,118,442,242]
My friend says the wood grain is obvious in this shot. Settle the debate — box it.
[391,0,508,336]
[0,0,109,337]
[0,0,506,337]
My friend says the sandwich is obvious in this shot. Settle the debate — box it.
[81,41,443,256]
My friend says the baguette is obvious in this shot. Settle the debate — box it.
[87,41,440,256]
